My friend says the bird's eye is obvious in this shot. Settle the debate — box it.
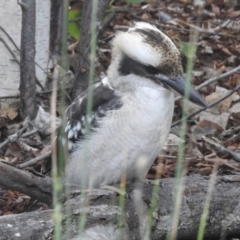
[146,65,159,75]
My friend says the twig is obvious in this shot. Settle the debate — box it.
[158,155,196,160]
[0,25,49,80]
[21,129,38,138]
[203,136,240,163]
[0,38,20,64]
[98,12,116,38]
[0,125,27,149]
[159,155,178,159]
[197,65,240,91]
[204,154,240,171]
[0,38,45,91]
[0,139,10,150]
[17,140,39,152]
[175,65,240,102]
[171,84,240,128]
[0,125,38,151]
[17,0,27,11]
[222,125,240,137]
[224,133,240,147]
[0,30,48,91]
[213,19,236,37]
[36,78,45,91]
[0,25,20,51]
[177,19,215,34]
[18,150,52,168]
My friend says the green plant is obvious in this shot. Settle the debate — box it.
[68,9,81,40]
[168,31,199,240]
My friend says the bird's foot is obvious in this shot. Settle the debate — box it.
[138,179,163,187]
[100,185,131,199]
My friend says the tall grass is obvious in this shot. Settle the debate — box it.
[144,172,161,240]
[197,164,218,240]
[51,0,69,239]
[167,29,200,240]
[77,0,98,235]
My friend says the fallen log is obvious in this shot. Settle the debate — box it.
[0,175,240,239]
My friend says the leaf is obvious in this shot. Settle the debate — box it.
[0,108,18,120]
[68,9,81,40]
[193,120,223,141]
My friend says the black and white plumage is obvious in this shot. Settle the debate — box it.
[64,78,122,150]
[64,22,207,188]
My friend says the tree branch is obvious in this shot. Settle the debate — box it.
[18,150,52,168]
[203,136,240,162]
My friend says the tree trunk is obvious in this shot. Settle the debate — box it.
[49,0,63,58]
[19,0,37,120]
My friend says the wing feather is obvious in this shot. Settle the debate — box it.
[64,79,122,150]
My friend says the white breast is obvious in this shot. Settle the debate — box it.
[66,83,174,189]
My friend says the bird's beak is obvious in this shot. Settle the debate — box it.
[155,74,208,107]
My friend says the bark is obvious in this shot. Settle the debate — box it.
[71,0,111,100]
[0,161,52,206]
[49,0,63,57]
[19,0,37,120]
[0,175,240,239]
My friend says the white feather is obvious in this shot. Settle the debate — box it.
[68,129,74,139]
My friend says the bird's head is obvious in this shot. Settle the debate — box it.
[107,22,207,107]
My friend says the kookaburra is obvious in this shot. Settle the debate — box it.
[63,22,206,189]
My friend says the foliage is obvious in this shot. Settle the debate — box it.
[68,9,81,40]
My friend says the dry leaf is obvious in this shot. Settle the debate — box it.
[0,108,18,120]
[199,111,230,129]
[211,4,220,15]
[221,47,232,56]
[229,102,240,114]
[205,92,220,114]
[193,120,223,140]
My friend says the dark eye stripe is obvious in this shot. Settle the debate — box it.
[119,54,161,77]
[145,65,159,75]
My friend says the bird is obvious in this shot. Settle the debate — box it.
[63,22,207,189]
